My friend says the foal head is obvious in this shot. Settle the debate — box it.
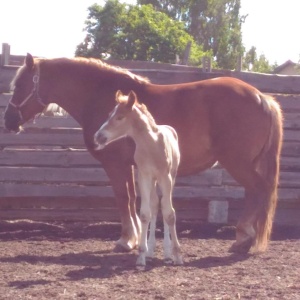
[94,90,138,149]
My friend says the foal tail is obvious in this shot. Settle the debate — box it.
[254,94,283,252]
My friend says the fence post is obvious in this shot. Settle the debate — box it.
[1,43,10,66]
[182,41,192,65]
[208,200,228,224]
[202,56,211,72]
[236,55,243,72]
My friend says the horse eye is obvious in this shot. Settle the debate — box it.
[116,115,124,121]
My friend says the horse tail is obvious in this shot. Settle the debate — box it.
[254,94,283,252]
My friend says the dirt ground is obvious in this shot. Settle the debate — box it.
[0,220,299,300]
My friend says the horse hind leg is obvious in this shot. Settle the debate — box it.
[229,189,260,254]
[229,165,277,254]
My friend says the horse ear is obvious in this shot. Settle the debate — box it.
[127,91,137,109]
[25,53,34,69]
[115,90,123,104]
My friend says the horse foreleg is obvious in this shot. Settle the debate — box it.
[127,166,141,246]
[104,163,139,252]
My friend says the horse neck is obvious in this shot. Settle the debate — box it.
[39,60,92,126]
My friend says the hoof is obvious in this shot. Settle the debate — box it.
[113,237,138,253]
[136,255,146,267]
[229,238,252,254]
[146,256,153,262]
[174,256,184,266]
[163,258,173,265]
[113,243,132,253]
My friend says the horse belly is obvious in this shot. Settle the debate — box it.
[177,135,216,176]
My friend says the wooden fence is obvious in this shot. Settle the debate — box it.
[1,60,300,225]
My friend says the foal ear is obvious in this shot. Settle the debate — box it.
[127,91,137,109]
[25,53,34,70]
[115,90,123,104]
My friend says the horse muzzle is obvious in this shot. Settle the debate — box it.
[4,107,22,132]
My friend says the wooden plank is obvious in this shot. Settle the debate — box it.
[0,196,117,209]
[281,156,300,171]
[276,94,300,112]
[282,141,300,157]
[0,209,121,222]
[283,129,300,142]
[0,183,114,198]
[0,166,110,184]
[0,132,85,147]
[223,169,300,189]
[283,113,300,130]
[175,169,222,186]
[0,166,225,187]
[0,182,245,199]
[0,116,80,129]
[0,149,99,167]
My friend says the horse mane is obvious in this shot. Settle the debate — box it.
[35,56,150,85]
[72,57,150,84]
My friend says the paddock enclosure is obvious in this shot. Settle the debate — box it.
[0,59,300,226]
[1,57,300,299]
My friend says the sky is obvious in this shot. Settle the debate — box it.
[0,0,300,65]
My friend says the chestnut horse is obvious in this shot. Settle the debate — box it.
[4,53,283,254]
[94,90,182,266]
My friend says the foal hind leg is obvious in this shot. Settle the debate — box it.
[159,175,183,265]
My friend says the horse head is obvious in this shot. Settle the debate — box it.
[4,53,47,132]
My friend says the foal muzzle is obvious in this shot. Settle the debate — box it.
[94,131,108,150]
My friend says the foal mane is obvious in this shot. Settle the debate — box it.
[135,102,158,132]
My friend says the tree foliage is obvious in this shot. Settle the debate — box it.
[138,0,245,69]
[76,0,212,65]
[243,46,275,73]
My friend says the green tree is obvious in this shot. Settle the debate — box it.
[138,0,246,69]
[76,0,211,65]
[243,46,274,73]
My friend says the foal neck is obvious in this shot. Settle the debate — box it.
[129,106,159,142]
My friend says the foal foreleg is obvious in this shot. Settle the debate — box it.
[147,183,159,259]
[136,174,153,266]
[160,175,183,265]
